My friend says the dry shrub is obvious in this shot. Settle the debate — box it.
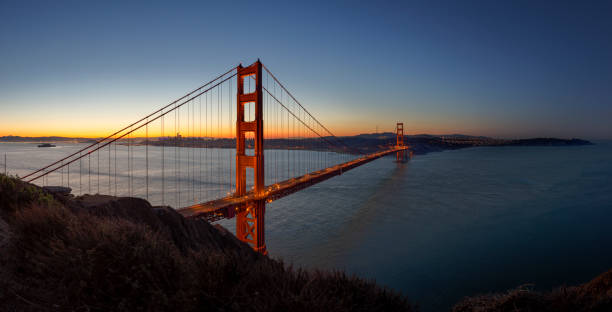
[191,251,412,312]
[0,174,56,217]
[453,274,612,312]
[0,174,414,312]
[2,204,197,311]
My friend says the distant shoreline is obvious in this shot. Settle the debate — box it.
[0,134,593,156]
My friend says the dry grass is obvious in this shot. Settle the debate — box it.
[0,174,414,312]
[452,274,612,312]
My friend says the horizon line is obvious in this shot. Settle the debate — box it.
[0,133,601,141]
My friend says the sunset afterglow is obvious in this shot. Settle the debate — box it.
[1,2,611,139]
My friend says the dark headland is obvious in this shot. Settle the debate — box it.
[1,174,611,311]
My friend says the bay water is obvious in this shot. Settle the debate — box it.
[2,141,611,311]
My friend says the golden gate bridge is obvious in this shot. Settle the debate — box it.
[21,60,410,254]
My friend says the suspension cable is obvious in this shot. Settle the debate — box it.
[25,71,238,183]
[262,64,359,154]
[22,66,237,181]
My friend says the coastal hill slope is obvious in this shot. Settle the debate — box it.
[453,271,612,312]
[1,174,610,311]
[0,174,414,312]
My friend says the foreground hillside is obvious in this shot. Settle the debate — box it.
[0,174,414,311]
[453,271,612,312]
[2,174,611,311]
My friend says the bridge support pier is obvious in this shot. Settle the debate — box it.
[236,200,266,253]
[235,61,267,254]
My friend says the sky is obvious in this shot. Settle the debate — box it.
[1,0,611,139]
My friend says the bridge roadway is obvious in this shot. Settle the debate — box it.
[177,146,409,221]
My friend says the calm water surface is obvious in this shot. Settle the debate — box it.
[2,142,611,311]
[225,142,612,310]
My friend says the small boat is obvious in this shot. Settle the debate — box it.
[37,143,56,148]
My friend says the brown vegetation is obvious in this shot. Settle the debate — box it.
[4,173,612,311]
[0,174,414,312]
[452,273,612,312]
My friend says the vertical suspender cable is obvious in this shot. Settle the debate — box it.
[175,104,178,207]
[285,90,288,180]
[88,153,91,194]
[199,95,202,201]
[114,143,117,196]
[79,152,82,194]
[97,144,100,194]
[188,99,191,202]
[176,106,179,206]
[217,84,221,197]
[161,114,165,205]
[275,80,278,183]
[113,143,117,196]
[264,73,267,185]
[206,91,209,201]
[291,103,297,178]
[229,78,232,194]
[146,117,149,201]
[193,98,196,202]
[108,143,111,195]
[128,130,131,196]
[192,98,195,203]
[187,100,190,204]
[206,90,210,201]
[191,99,194,203]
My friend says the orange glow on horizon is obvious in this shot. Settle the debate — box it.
[0,111,494,139]
[1,121,376,139]
[0,125,485,139]
[0,129,356,140]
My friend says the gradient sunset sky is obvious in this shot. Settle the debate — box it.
[1,1,611,139]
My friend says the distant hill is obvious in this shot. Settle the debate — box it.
[1,134,592,156]
[0,136,97,143]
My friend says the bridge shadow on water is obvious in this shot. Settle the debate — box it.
[308,159,411,268]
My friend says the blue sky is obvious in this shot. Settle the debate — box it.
[1,0,611,139]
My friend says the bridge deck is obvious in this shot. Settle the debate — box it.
[177,146,409,221]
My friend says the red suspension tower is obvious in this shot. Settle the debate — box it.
[396,122,407,162]
[235,61,267,254]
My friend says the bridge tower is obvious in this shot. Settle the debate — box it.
[396,122,407,162]
[235,61,267,254]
